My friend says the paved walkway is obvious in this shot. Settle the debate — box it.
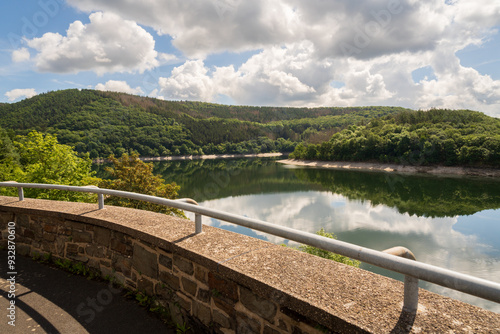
[0,252,175,334]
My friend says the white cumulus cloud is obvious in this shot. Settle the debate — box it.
[11,48,30,62]
[55,0,500,116]
[26,12,159,75]
[5,88,37,102]
[158,60,215,101]
[95,80,144,95]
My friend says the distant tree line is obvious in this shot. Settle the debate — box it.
[290,109,500,167]
[0,89,405,158]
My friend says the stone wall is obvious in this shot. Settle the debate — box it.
[0,197,499,333]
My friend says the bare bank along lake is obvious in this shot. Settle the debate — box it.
[97,157,500,312]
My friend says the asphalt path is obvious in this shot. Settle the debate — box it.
[0,251,175,334]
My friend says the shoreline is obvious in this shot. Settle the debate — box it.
[277,159,500,178]
[93,152,285,164]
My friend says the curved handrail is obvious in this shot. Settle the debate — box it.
[1,181,499,313]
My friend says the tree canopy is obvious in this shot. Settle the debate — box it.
[99,153,185,217]
[291,109,500,167]
[0,89,405,158]
[0,130,99,201]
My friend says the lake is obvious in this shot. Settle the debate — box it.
[98,157,500,312]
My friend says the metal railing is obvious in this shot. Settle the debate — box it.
[1,182,500,313]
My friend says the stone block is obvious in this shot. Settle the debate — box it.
[213,309,233,329]
[66,243,79,256]
[112,253,132,277]
[17,244,31,256]
[16,214,30,228]
[137,277,154,295]
[65,220,85,231]
[175,291,192,312]
[236,312,261,334]
[23,229,35,239]
[132,243,158,279]
[55,237,66,256]
[240,287,277,322]
[181,277,197,297]
[159,253,172,270]
[94,226,111,246]
[173,254,194,275]
[278,319,288,331]
[100,259,111,268]
[58,225,72,236]
[195,264,209,284]
[30,222,43,238]
[213,295,236,318]
[208,272,238,302]
[88,258,100,270]
[67,253,89,263]
[110,238,132,256]
[73,231,92,243]
[43,233,56,242]
[263,325,281,334]
[0,212,14,227]
[159,270,180,290]
[15,235,32,245]
[86,244,106,259]
[156,282,174,300]
[125,279,136,290]
[43,224,58,233]
[41,240,55,252]
[193,301,212,326]
[197,288,211,303]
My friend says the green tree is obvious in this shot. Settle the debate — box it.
[0,128,23,194]
[99,153,185,217]
[11,131,99,201]
[286,228,360,267]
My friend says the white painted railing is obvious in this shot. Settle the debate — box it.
[1,181,500,313]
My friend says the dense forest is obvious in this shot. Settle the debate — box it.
[290,109,500,167]
[1,90,499,167]
[0,89,405,158]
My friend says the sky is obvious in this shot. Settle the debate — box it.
[1,0,499,117]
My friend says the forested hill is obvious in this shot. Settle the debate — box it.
[291,109,500,167]
[0,89,406,158]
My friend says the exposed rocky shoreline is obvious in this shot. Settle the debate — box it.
[278,159,500,178]
[93,152,285,163]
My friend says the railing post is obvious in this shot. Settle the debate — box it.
[404,275,419,313]
[383,246,418,313]
[18,187,24,201]
[195,213,202,234]
[98,193,104,210]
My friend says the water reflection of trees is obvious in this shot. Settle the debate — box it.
[153,158,324,201]
[294,168,500,217]
[96,158,500,217]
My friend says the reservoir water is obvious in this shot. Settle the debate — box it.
[102,157,500,312]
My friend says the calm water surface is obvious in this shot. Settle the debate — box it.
[105,158,500,312]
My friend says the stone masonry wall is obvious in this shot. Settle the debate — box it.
[1,197,499,334]
[0,210,329,334]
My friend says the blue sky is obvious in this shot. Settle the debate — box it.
[1,0,499,117]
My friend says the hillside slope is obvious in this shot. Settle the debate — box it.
[0,89,405,158]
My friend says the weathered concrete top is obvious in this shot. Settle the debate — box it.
[1,196,499,333]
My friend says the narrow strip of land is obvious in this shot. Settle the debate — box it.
[278,159,500,177]
[94,152,285,164]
